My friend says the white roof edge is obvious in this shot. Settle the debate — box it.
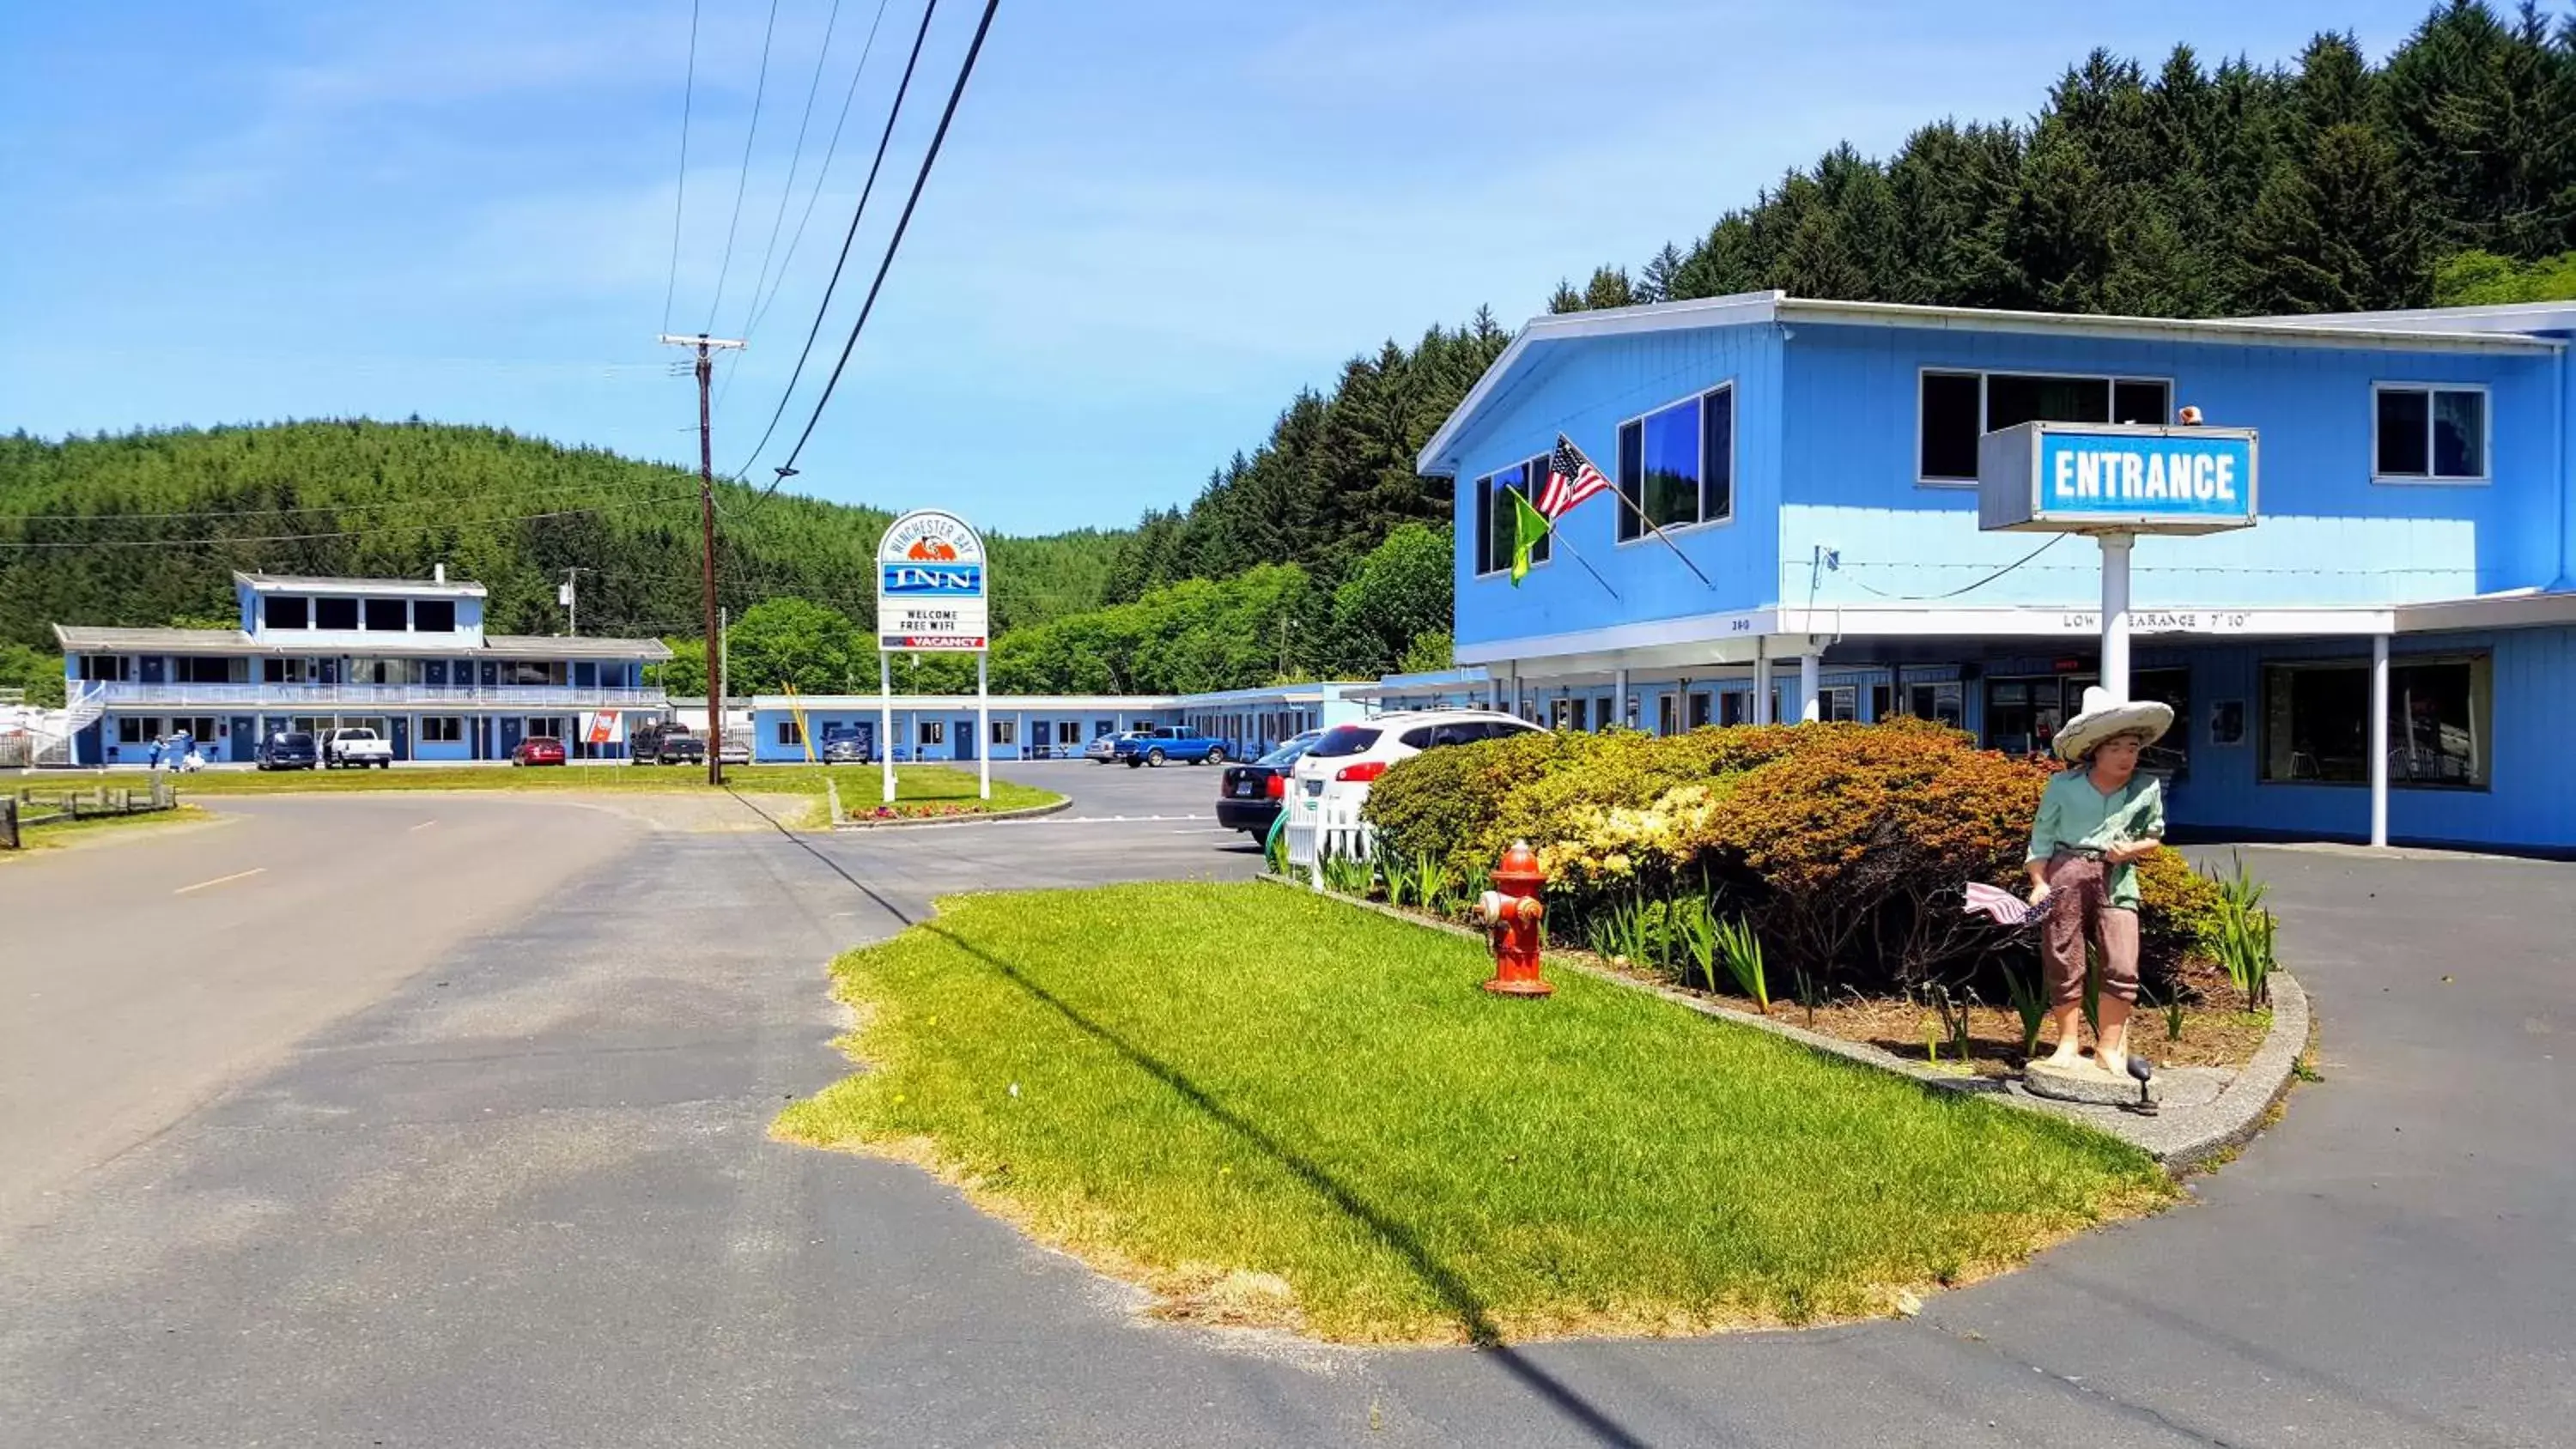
[1777,298,2563,354]
[1414,292,1785,476]
[749,694,1182,710]
[2234,300,2576,334]
[233,571,489,597]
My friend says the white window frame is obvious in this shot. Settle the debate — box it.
[990,718,1017,745]
[1916,368,2175,488]
[2371,381,2491,485]
[420,716,464,743]
[1613,380,1738,547]
[919,720,946,746]
[1470,452,1556,579]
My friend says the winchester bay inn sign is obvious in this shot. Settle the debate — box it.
[877,509,989,652]
[1979,422,2259,535]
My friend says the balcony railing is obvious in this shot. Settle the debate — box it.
[93,682,667,710]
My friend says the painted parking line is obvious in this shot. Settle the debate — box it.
[174,868,264,895]
[409,819,439,832]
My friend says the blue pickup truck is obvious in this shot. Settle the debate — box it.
[1111,724,1229,768]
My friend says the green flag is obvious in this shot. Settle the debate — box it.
[1509,489,1551,585]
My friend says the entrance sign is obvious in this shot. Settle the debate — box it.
[876,510,990,651]
[580,711,625,748]
[874,510,992,805]
[1975,421,2260,709]
[1979,423,2258,535]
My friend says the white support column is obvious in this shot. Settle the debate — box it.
[1798,651,1822,724]
[976,654,991,800]
[1753,639,1774,724]
[2099,533,2135,702]
[1612,667,1629,732]
[878,654,895,805]
[1017,708,1027,761]
[2370,633,2391,848]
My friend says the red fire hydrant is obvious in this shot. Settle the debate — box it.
[1478,840,1552,997]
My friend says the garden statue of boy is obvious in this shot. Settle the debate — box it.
[2024,686,2173,1082]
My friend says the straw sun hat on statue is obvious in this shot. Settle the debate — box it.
[2053,686,2175,763]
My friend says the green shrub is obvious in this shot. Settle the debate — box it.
[1361,727,1578,879]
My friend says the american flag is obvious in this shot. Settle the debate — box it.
[1539,433,1613,519]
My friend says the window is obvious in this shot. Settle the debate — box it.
[1615,385,1734,542]
[2374,385,2487,482]
[313,597,359,630]
[1905,681,1965,728]
[2262,655,2490,788]
[267,596,309,630]
[1473,454,1552,576]
[118,717,159,744]
[1057,720,1081,746]
[1656,694,1679,736]
[991,718,1017,745]
[1720,692,1750,726]
[504,660,568,686]
[918,720,946,745]
[526,717,564,740]
[420,717,463,743]
[78,654,130,682]
[172,716,216,742]
[2132,668,2191,778]
[363,597,407,631]
[776,720,803,747]
[1821,686,1858,723]
[1688,691,1712,729]
[173,657,236,683]
[412,599,456,633]
[1920,372,2173,482]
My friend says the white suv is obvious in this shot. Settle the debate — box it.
[1287,709,1544,822]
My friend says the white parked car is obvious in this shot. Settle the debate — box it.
[1087,731,1146,763]
[1287,709,1545,823]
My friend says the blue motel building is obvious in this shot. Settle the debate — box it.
[52,570,671,764]
[1418,293,2576,855]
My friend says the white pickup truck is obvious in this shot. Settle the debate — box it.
[320,726,395,770]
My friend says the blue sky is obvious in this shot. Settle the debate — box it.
[2,1,2447,536]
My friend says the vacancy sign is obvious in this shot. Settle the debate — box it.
[876,509,989,652]
[1978,422,2257,536]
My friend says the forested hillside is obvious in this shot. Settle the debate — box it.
[1546,8,2576,317]
[0,418,1122,646]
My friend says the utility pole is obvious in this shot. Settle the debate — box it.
[558,567,588,636]
[719,604,730,782]
[659,332,743,786]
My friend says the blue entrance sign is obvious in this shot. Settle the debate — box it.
[1978,422,2258,535]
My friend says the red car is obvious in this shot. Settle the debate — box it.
[510,736,568,767]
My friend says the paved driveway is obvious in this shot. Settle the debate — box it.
[0,767,2565,1447]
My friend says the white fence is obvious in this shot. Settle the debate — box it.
[1281,796,1376,891]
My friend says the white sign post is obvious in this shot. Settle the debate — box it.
[1978,422,2258,703]
[875,510,992,803]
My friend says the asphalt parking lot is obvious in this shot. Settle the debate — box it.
[1,766,2567,1447]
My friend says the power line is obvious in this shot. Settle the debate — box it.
[743,0,896,342]
[721,0,942,486]
[0,495,696,550]
[763,0,1000,485]
[0,475,684,525]
[659,0,703,335]
[734,0,848,349]
[702,0,786,336]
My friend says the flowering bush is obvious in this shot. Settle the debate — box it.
[1364,718,2221,998]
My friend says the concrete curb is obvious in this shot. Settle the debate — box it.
[832,797,1073,830]
[1255,871,2306,1174]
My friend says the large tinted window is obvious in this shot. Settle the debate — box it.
[1308,725,1382,759]
[267,596,309,630]
[1919,373,1982,479]
[364,597,407,631]
[1921,373,2168,482]
[1618,387,1731,542]
[413,599,456,632]
[1700,385,1734,524]
[1473,458,1552,575]
[1986,374,2109,432]
[2376,385,2485,480]
[1256,732,1322,767]
[314,597,359,630]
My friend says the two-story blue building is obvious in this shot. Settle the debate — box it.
[52,569,672,765]
[1419,294,2576,854]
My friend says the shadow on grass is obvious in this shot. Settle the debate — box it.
[728,791,1652,1448]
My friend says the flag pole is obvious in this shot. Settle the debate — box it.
[1542,519,1621,600]
[1552,432,1720,591]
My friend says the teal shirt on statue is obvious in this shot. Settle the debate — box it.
[2026,768,2166,910]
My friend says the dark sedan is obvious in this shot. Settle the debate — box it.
[510,736,568,767]
[1215,731,1324,839]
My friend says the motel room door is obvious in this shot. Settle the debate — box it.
[227,716,256,762]
[953,716,977,761]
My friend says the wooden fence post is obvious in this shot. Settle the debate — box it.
[2,796,18,851]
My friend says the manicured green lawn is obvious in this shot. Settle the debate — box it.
[167,762,1056,817]
[777,882,2172,1344]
